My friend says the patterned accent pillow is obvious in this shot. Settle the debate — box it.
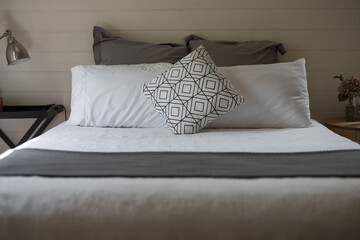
[143,46,244,134]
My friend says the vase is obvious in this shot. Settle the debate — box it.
[345,96,360,121]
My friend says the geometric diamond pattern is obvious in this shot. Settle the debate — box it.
[143,45,245,134]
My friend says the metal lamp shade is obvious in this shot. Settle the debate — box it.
[6,35,30,65]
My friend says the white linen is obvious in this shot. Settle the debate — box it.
[68,63,171,128]
[1,122,360,240]
[20,120,360,152]
[1,177,359,240]
[209,58,311,128]
[68,59,312,130]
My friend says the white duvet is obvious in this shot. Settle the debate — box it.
[1,121,360,240]
[18,120,360,152]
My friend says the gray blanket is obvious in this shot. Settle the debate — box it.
[0,148,360,177]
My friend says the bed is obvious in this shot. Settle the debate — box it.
[0,27,360,240]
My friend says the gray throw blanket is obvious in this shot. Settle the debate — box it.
[0,148,359,177]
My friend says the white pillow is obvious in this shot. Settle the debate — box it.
[68,63,172,128]
[207,58,311,128]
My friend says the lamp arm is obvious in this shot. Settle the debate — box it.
[0,30,12,40]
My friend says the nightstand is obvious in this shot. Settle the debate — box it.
[323,118,360,143]
[0,104,64,148]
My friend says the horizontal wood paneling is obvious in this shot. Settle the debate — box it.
[309,91,347,111]
[0,92,70,106]
[1,9,359,33]
[1,0,360,11]
[306,71,360,91]
[0,72,71,92]
[280,51,360,71]
[0,52,93,71]
[311,111,345,121]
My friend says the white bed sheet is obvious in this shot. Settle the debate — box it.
[18,120,360,153]
[1,121,360,240]
[1,177,359,240]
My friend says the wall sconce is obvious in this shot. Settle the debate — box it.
[0,29,30,65]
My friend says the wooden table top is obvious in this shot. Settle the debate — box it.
[323,118,360,130]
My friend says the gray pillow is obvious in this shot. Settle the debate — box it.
[185,35,286,66]
[93,26,188,65]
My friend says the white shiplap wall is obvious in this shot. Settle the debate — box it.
[0,0,359,152]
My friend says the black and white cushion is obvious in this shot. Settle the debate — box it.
[143,45,244,134]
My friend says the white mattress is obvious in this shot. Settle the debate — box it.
[1,121,360,240]
[18,120,360,153]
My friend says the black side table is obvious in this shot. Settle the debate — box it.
[0,104,64,148]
